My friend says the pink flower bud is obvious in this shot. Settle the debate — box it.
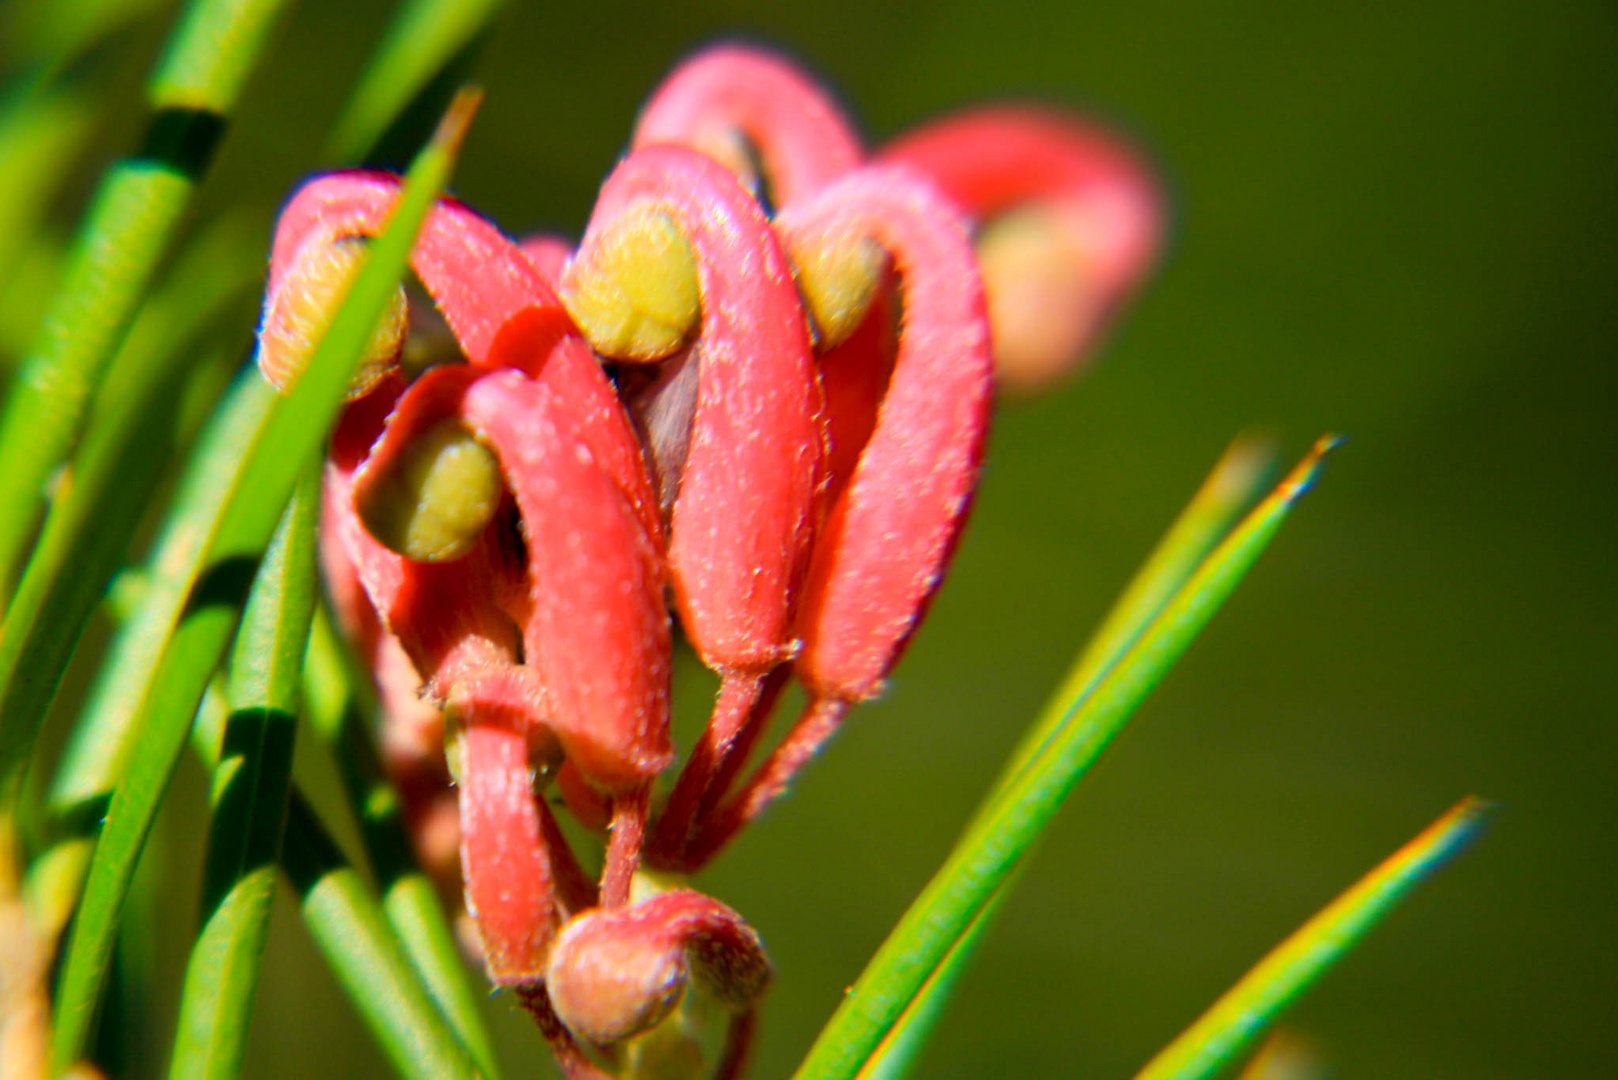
[546,890,770,1047]
[776,166,992,703]
[566,146,821,679]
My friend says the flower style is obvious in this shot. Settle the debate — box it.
[256,43,1161,1080]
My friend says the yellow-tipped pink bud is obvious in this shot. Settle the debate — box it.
[786,227,887,349]
[256,237,408,398]
[559,202,700,361]
[354,418,502,562]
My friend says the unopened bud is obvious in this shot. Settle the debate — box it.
[355,418,502,562]
[546,890,770,1047]
[560,202,700,361]
[787,228,887,349]
[257,237,408,398]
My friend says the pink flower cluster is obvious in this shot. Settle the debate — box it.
[259,44,1160,1079]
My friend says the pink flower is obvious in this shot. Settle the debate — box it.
[256,41,1162,1078]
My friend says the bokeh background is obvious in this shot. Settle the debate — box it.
[5,0,1614,1076]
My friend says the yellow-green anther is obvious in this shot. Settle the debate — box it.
[560,204,700,361]
[787,229,886,349]
[257,237,409,399]
[357,419,503,562]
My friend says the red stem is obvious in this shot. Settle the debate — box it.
[646,674,763,867]
[537,794,598,917]
[687,696,850,866]
[714,1008,760,1080]
[516,984,613,1080]
[599,783,651,909]
[696,666,792,827]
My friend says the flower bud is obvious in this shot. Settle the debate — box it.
[546,890,770,1046]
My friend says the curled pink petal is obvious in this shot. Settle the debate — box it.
[270,170,573,369]
[634,43,863,207]
[272,174,657,532]
[458,369,674,793]
[576,145,821,677]
[352,363,672,794]
[327,376,521,698]
[777,165,992,702]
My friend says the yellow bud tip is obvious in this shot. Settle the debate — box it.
[560,203,700,361]
[257,238,408,399]
[975,205,1098,394]
[356,419,503,562]
[788,229,886,349]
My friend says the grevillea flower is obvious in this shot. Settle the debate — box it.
[256,41,1161,1080]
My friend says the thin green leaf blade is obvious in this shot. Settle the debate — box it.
[181,668,487,1078]
[794,438,1338,1080]
[0,0,294,597]
[279,793,484,1080]
[855,884,1010,1080]
[169,472,319,1080]
[49,94,478,1069]
[302,611,503,1079]
[1134,797,1492,1080]
[855,439,1278,1080]
[0,226,257,819]
[325,0,505,163]
[986,435,1277,813]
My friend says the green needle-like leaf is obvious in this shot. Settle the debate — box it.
[987,435,1277,813]
[0,87,96,327]
[1134,798,1492,1080]
[325,0,506,164]
[169,471,318,1080]
[185,684,487,1078]
[795,438,1338,1080]
[280,792,484,1079]
[855,883,1011,1080]
[49,92,479,1069]
[184,670,491,1078]
[301,610,504,1079]
[0,224,256,821]
[855,439,1277,1080]
[0,0,292,598]
[24,372,273,943]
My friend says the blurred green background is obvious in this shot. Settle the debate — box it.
[5,0,1614,1076]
